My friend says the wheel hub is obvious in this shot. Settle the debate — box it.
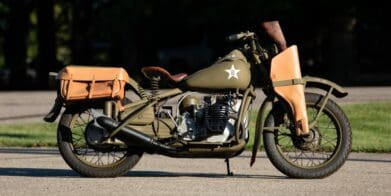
[292,127,321,151]
[85,120,112,151]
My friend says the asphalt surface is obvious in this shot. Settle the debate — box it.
[0,148,390,195]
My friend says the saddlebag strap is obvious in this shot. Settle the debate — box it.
[272,78,304,87]
[65,74,73,100]
[111,77,119,98]
[88,76,96,99]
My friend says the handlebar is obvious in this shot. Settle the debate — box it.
[226,31,255,41]
[226,31,273,64]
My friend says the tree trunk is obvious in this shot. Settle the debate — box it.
[4,1,30,89]
[37,0,56,89]
[70,0,92,64]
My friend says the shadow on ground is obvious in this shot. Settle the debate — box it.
[126,170,286,179]
[0,167,286,179]
[0,168,78,177]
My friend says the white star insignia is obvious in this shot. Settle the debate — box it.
[225,65,240,80]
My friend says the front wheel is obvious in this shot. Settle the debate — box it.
[57,105,143,177]
[263,93,352,178]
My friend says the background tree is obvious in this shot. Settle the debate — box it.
[37,0,56,89]
[3,0,32,89]
[0,0,390,89]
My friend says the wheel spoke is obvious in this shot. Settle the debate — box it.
[67,109,129,168]
[269,102,344,169]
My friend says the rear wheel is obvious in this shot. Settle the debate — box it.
[263,93,352,178]
[57,103,143,177]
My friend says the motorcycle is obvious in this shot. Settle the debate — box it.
[44,31,352,178]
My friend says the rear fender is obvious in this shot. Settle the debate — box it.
[43,97,63,122]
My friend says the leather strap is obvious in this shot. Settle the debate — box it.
[88,76,95,99]
[272,78,304,87]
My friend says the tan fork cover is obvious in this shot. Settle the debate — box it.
[270,46,309,135]
[57,66,129,101]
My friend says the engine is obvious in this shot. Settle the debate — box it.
[176,94,246,143]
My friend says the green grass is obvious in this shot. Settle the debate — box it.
[342,102,391,152]
[1,102,391,152]
[0,123,57,147]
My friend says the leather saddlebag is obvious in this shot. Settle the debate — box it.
[57,66,129,101]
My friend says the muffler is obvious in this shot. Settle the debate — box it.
[96,116,178,155]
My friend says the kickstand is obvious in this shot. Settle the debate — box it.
[225,158,234,176]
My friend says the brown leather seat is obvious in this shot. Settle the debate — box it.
[141,66,188,83]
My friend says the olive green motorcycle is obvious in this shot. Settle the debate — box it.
[44,31,351,178]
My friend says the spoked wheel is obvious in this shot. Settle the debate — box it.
[263,93,352,178]
[57,105,143,177]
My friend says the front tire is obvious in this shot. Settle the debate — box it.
[263,93,352,178]
[57,105,143,177]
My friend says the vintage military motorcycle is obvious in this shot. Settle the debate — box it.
[44,31,351,178]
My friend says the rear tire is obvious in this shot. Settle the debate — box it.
[263,93,352,178]
[58,105,143,177]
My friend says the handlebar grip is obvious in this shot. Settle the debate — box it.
[226,34,243,41]
[226,32,255,42]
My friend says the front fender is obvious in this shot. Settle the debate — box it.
[250,97,273,166]
[303,76,348,98]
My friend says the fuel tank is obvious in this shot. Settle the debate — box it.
[184,50,251,90]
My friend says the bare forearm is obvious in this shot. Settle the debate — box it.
[261,21,287,50]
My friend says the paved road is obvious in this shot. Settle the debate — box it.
[0,148,390,195]
[1,86,391,124]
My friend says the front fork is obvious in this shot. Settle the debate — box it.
[307,87,333,129]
